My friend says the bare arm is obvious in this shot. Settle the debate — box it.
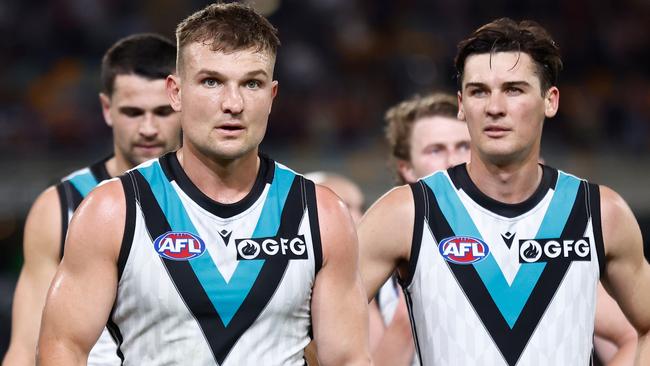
[311,186,371,366]
[2,187,62,366]
[599,186,650,366]
[36,180,125,365]
[370,293,415,366]
[594,282,637,366]
[358,185,414,300]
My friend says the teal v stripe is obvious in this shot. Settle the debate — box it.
[68,171,99,198]
[423,171,580,328]
[139,160,296,326]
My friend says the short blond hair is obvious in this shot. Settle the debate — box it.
[384,92,459,183]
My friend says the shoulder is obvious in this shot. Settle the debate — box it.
[28,184,62,219]
[65,178,126,258]
[362,185,415,229]
[22,185,63,260]
[73,178,126,220]
[358,184,415,259]
[598,185,641,256]
[313,184,358,265]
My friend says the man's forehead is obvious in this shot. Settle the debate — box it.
[462,52,538,83]
[112,74,166,94]
[182,42,274,70]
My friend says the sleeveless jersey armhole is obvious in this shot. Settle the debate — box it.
[303,177,323,274]
[117,173,137,282]
[588,183,606,278]
[55,183,68,260]
[398,182,425,288]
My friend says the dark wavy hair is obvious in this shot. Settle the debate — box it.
[455,18,562,94]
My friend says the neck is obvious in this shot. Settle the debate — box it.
[105,152,132,178]
[177,145,260,204]
[466,155,542,204]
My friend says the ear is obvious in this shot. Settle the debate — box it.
[457,91,466,121]
[269,80,279,114]
[167,74,182,112]
[397,159,418,184]
[99,93,113,127]
[544,86,559,118]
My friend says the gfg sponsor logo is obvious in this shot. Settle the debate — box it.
[236,235,308,260]
[438,236,490,265]
[153,231,206,261]
[519,238,591,263]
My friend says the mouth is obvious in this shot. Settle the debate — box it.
[483,125,511,138]
[215,123,245,135]
[134,144,164,153]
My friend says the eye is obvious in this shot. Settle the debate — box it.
[202,78,220,88]
[425,146,444,155]
[153,106,176,117]
[245,80,261,89]
[119,107,144,117]
[457,141,470,152]
[469,88,487,97]
[505,87,523,95]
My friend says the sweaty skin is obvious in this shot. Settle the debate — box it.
[37,43,371,366]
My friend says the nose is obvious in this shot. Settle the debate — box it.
[485,91,506,118]
[222,84,243,115]
[139,113,159,138]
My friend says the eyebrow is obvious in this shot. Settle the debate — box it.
[502,81,531,88]
[195,68,269,79]
[118,106,143,113]
[464,82,487,90]
[464,81,532,89]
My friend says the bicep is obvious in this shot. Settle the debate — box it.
[38,181,125,360]
[5,187,62,362]
[358,186,414,300]
[600,186,650,333]
[311,187,370,366]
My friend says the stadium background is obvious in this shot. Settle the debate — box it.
[1,0,649,355]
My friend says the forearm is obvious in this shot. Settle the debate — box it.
[2,345,36,366]
[36,340,87,366]
[372,321,414,366]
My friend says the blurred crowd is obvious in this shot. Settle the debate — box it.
[1,0,649,156]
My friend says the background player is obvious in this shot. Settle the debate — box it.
[2,33,180,366]
[359,18,650,365]
[372,92,470,366]
[37,3,370,365]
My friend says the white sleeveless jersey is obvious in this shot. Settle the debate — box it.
[402,164,604,366]
[108,152,322,365]
[57,157,121,365]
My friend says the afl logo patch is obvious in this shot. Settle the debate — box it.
[153,231,206,261]
[439,236,490,265]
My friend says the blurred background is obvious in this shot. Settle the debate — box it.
[1,0,649,355]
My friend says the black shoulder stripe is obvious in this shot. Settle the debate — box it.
[399,182,425,288]
[57,181,84,259]
[55,183,68,260]
[303,177,323,274]
[588,183,606,277]
[116,174,137,282]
